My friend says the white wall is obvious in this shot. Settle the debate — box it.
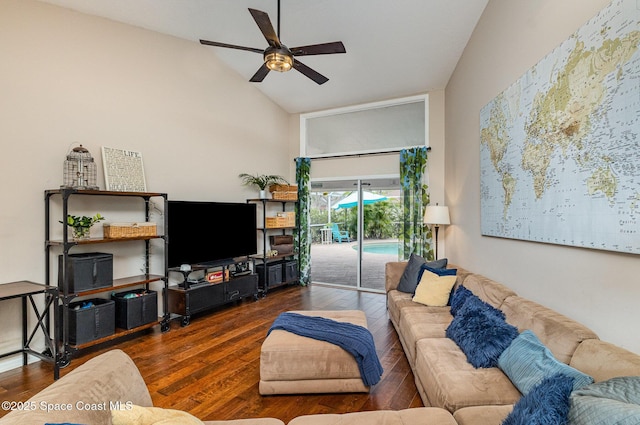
[445,0,640,354]
[0,0,291,371]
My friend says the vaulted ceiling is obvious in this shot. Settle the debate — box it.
[38,0,488,113]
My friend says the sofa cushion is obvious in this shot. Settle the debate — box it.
[460,274,516,309]
[500,296,598,364]
[112,405,204,425]
[414,338,521,412]
[288,408,457,425]
[568,376,640,425]
[569,339,640,382]
[398,309,452,365]
[386,289,415,326]
[412,268,457,307]
[498,330,594,395]
[446,296,519,368]
[0,349,152,425]
[502,373,574,425]
[453,406,513,425]
[396,254,447,294]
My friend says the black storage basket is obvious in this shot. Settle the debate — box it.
[61,252,113,293]
[256,263,283,287]
[63,298,115,345]
[112,289,158,330]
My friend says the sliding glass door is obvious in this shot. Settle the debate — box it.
[309,177,401,292]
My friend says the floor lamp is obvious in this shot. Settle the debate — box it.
[423,204,450,260]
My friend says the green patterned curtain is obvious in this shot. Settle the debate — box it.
[400,147,433,260]
[295,157,311,286]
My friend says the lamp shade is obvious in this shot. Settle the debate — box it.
[423,205,450,225]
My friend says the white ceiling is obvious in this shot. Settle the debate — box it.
[38,0,488,114]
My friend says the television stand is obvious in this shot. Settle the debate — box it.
[167,257,258,326]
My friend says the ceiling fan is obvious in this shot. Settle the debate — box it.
[199,0,346,85]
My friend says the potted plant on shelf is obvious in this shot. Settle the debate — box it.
[239,173,289,199]
[61,213,105,240]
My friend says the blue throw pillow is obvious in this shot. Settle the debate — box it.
[417,264,457,281]
[396,254,448,294]
[449,285,473,316]
[498,330,594,395]
[568,376,640,425]
[445,296,519,368]
[502,373,574,425]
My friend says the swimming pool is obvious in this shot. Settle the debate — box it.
[353,241,400,255]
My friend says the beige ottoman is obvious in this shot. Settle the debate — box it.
[259,310,371,395]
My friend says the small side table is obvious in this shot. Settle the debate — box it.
[321,227,333,244]
[0,281,59,379]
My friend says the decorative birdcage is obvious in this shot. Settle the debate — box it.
[62,145,99,189]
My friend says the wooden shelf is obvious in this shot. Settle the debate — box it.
[251,253,295,262]
[71,320,160,350]
[47,235,164,246]
[68,274,165,297]
[246,198,298,203]
[46,189,166,198]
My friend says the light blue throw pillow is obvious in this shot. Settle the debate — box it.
[568,376,640,425]
[498,330,594,395]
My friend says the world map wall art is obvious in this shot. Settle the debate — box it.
[480,0,640,255]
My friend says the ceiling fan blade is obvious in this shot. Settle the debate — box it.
[293,60,329,85]
[248,8,281,48]
[200,39,264,54]
[290,41,346,56]
[250,64,270,82]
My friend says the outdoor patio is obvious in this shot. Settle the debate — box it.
[309,239,401,292]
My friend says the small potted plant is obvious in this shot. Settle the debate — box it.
[62,213,105,240]
[239,173,289,199]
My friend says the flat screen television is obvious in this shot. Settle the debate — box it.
[167,200,257,268]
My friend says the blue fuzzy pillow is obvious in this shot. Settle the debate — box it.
[446,296,518,368]
[449,285,473,316]
[502,373,574,425]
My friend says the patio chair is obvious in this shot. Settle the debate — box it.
[331,223,351,243]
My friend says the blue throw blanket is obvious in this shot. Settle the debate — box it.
[268,312,384,386]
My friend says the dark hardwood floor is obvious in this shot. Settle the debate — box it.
[0,284,423,423]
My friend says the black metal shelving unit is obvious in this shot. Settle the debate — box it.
[247,198,299,296]
[45,188,169,367]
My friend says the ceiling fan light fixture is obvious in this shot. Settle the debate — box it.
[264,47,293,72]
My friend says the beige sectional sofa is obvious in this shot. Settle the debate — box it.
[385,260,640,424]
[3,262,639,425]
[0,348,460,425]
